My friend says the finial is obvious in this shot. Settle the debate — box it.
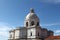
[30,8,34,13]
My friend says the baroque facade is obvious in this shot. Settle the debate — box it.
[8,8,54,40]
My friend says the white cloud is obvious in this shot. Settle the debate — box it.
[0,22,15,40]
[54,30,60,36]
[0,27,12,37]
[55,30,60,33]
[41,22,60,26]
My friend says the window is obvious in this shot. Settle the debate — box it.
[31,32,32,36]
[31,21,34,26]
[38,33,39,36]
[37,22,39,26]
[10,34,12,38]
[26,22,28,27]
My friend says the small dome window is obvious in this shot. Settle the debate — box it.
[37,22,39,26]
[31,21,34,26]
[26,22,28,27]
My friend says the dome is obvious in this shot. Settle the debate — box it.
[24,8,40,27]
[25,8,39,20]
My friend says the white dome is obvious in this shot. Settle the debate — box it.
[25,8,39,20]
[24,8,40,27]
[26,13,38,20]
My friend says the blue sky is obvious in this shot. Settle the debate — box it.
[0,0,60,40]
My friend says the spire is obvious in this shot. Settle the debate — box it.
[30,8,34,13]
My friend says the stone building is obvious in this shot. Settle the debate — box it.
[8,8,54,40]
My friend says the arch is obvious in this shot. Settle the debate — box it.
[31,21,34,26]
[37,22,39,26]
[31,32,32,36]
[26,22,28,27]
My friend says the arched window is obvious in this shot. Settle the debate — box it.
[31,21,34,26]
[26,22,28,27]
[37,22,39,26]
[31,32,32,36]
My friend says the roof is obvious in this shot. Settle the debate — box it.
[45,36,60,39]
[42,28,47,31]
